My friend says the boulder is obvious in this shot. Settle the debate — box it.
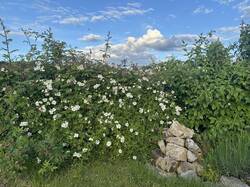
[168,121,194,138]
[187,150,197,163]
[179,170,199,180]
[165,137,185,147]
[158,140,166,153]
[151,149,164,160]
[155,156,178,172]
[220,176,249,187]
[165,143,187,161]
[185,138,202,157]
[177,161,196,175]
[192,162,204,176]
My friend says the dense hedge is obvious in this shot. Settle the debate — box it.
[0,62,180,176]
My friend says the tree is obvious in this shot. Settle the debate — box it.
[239,22,250,61]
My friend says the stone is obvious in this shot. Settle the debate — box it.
[192,162,204,176]
[220,176,249,187]
[187,150,197,162]
[185,138,202,157]
[151,149,164,160]
[158,140,166,154]
[165,143,187,161]
[179,170,199,180]
[177,161,196,175]
[168,121,194,139]
[158,171,177,178]
[155,156,178,172]
[165,137,185,147]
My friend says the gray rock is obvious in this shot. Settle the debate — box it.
[165,143,188,161]
[158,140,166,154]
[187,150,198,162]
[168,121,194,138]
[185,138,202,157]
[155,156,178,172]
[220,176,249,187]
[165,137,185,147]
[177,161,196,175]
[179,170,199,180]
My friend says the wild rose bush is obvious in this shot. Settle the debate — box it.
[0,62,181,175]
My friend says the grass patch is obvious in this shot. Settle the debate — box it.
[3,161,219,187]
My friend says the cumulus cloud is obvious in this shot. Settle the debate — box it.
[79,34,103,42]
[81,29,199,64]
[193,6,214,14]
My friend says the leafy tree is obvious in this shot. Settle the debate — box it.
[239,22,250,61]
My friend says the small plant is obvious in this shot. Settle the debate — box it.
[100,31,112,64]
[204,132,250,179]
[0,18,18,63]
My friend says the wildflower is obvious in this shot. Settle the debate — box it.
[20,122,28,127]
[93,84,100,89]
[95,140,100,145]
[126,93,133,98]
[135,132,139,136]
[118,149,123,154]
[160,120,164,125]
[61,121,69,128]
[73,152,82,158]
[116,124,121,129]
[97,74,104,80]
[71,105,80,111]
[77,65,84,70]
[74,133,79,138]
[36,157,41,164]
[51,100,57,105]
[27,132,32,137]
[139,108,144,113]
[82,148,88,153]
[120,136,125,143]
[106,141,112,147]
[130,128,134,133]
[132,102,137,106]
[132,156,137,160]
[175,106,182,116]
[159,103,166,111]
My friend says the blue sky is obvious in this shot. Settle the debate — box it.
[0,0,250,63]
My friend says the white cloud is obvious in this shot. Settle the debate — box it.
[214,0,235,5]
[236,0,250,18]
[81,29,199,64]
[58,16,88,25]
[79,34,103,42]
[217,26,240,33]
[193,6,214,14]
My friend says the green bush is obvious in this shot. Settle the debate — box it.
[0,62,180,176]
[204,132,250,178]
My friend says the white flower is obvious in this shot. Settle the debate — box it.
[132,156,137,160]
[36,157,41,164]
[130,128,134,133]
[175,106,182,116]
[135,132,139,136]
[160,120,164,125]
[61,121,69,128]
[74,133,79,138]
[71,105,80,111]
[93,84,100,89]
[118,149,122,154]
[159,103,166,111]
[20,122,28,127]
[120,136,125,143]
[89,137,94,141]
[106,141,112,147]
[116,124,121,129]
[82,148,88,153]
[73,152,82,158]
[125,122,129,127]
[42,98,48,102]
[27,132,32,136]
[95,140,100,145]
[97,74,104,80]
[132,102,137,106]
[51,100,57,105]
[139,108,144,113]
[126,93,133,98]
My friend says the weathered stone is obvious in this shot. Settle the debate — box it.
[155,156,178,172]
[168,121,194,138]
[193,162,204,176]
[158,140,166,154]
[165,143,187,161]
[176,161,196,175]
[220,176,249,187]
[152,149,164,160]
[165,137,185,147]
[185,138,202,157]
[163,128,173,138]
[179,170,199,180]
[187,150,197,163]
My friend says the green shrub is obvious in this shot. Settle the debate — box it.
[0,62,180,176]
[204,132,250,178]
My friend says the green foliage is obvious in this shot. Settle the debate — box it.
[0,61,180,176]
[204,132,250,178]
[239,22,250,61]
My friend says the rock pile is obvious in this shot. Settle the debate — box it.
[152,121,203,179]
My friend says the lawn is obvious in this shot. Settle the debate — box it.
[6,161,220,187]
